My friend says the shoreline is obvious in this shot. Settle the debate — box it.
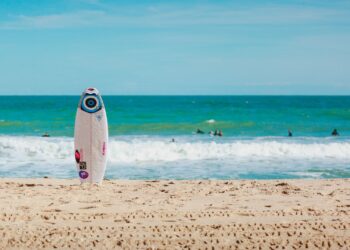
[1,178,349,249]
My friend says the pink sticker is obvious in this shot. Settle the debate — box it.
[75,150,80,163]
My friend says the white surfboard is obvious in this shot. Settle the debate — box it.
[74,88,108,183]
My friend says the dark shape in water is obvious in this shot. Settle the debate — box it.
[332,129,339,136]
[196,128,205,134]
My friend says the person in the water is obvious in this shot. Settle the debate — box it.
[332,129,339,136]
[42,132,50,137]
[288,130,293,137]
[218,130,223,137]
[196,128,205,134]
[214,130,219,136]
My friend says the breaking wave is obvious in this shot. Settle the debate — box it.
[0,136,350,164]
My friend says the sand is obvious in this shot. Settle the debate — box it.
[0,178,349,249]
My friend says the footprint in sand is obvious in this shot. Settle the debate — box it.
[80,206,97,210]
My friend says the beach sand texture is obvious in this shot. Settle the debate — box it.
[0,178,349,249]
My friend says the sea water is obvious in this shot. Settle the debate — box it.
[0,96,349,179]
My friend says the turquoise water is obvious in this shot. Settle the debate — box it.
[0,96,350,179]
[1,96,350,137]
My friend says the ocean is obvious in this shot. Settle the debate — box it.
[1,96,350,179]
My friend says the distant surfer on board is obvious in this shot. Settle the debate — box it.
[331,129,339,136]
[196,128,205,134]
[74,88,108,184]
[42,132,50,137]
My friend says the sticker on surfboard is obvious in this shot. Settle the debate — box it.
[74,88,108,183]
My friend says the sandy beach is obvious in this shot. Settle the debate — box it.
[0,178,349,249]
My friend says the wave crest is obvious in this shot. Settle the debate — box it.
[0,136,350,164]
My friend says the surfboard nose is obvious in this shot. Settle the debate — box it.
[84,87,100,95]
[78,87,104,113]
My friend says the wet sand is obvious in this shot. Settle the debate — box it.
[0,178,349,249]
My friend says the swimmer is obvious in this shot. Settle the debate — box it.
[288,129,293,137]
[331,129,339,136]
[42,132,50,137]
[196,128,205,134]
[218,130,223,137]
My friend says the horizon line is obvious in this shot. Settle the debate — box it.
[1,94,350,97]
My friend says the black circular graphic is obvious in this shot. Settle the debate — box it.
[85,98,97,108]
[81,94,102,113]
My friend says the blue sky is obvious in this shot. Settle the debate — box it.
[0,0,350,95]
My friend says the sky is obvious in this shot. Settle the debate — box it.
[0,0,350,95]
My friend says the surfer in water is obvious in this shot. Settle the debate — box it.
[196,128,205,134]
[42,132,50,137]
[288,130,293,137]
[213,129,223,136]
[332,129,339,136]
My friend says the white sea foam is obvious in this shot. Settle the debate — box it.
[0,136,350,164]
[0,136,349,178]
[0,136,74,164]
[111,138,350,163]
[206,119,216,124]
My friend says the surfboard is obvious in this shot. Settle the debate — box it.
[74,88,108,183]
